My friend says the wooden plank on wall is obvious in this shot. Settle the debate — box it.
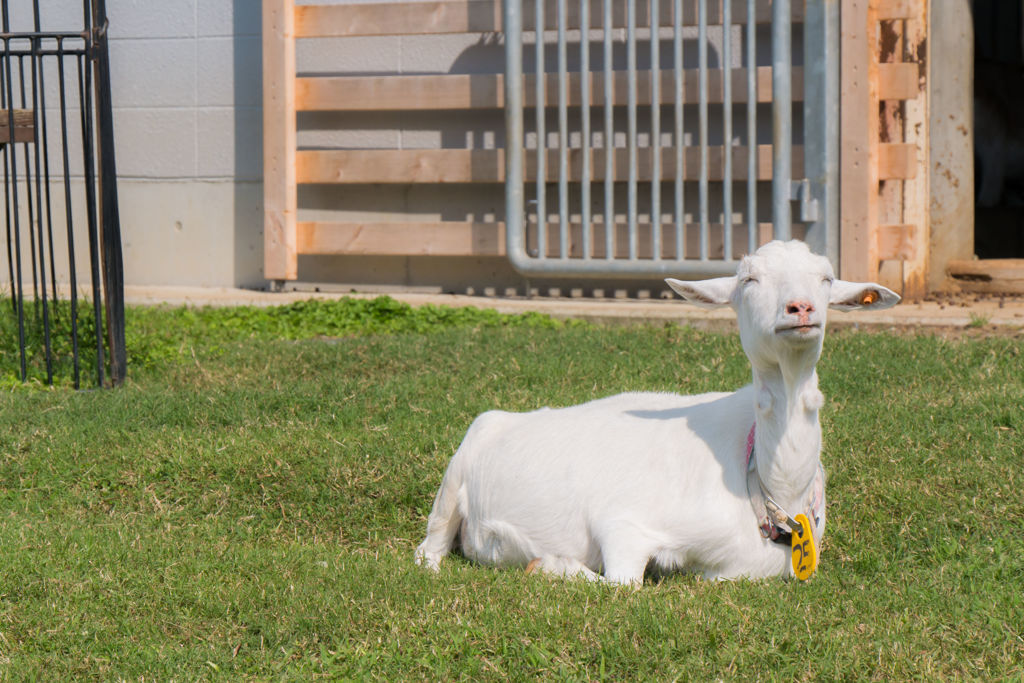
[947,259,1024,294]
[298,221,507,256]
[0,109,35,144]
[263,0,297,281]
[899,0,929,298]
[878,63,920,101]
[294,0,807,38]
[294,65,916,113]
[876,0,916,20]
[840,0,878,282]
[296,220,777,259]
[296,67,788,112]
[295,145,800,184]
[877,223,917,260]
[876,7,907,293]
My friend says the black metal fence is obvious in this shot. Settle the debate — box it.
[1,0,124,388]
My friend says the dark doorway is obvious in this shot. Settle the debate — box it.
[972,0,1024,258]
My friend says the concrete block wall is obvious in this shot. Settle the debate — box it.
[2,0,265,290]
[106,0,264,287]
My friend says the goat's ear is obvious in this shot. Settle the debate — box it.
[665,277,736,308]
[828,280,901,311]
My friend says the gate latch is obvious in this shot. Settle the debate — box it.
[790,179,819,223]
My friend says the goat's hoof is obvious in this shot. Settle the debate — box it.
[525,558,543,575]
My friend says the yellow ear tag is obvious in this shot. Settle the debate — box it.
[791,513,817,581]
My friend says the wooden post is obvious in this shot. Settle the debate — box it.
[840,0,879,283]
[898,0,929,298]
[927,0,973,291]
[263,0,297,283]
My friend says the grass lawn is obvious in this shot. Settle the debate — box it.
[0,297,1021,679]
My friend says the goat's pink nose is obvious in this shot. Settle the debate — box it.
[786,300,815,315]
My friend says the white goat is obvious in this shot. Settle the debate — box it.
[415,240,899,584]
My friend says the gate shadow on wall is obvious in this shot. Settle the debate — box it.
[0,0,125,387]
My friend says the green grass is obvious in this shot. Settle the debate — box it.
[0,297,1021,679]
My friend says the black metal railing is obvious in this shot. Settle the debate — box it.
[1,0,124,388]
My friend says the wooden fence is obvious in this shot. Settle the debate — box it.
[263,0,930,296]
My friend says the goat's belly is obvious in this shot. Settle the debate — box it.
[455,392,748,569]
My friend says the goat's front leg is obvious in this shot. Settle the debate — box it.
[525,556,602,581]
[596,523,657,586]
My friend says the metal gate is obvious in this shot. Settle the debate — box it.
[1,0,125,387]
[502,0,837,278]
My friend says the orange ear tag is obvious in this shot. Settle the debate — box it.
[860,290,879,305]
[791,513,817,581]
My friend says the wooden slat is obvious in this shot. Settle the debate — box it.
[0,109,35,144]
[877,223,917,260]
[297,67,786,112]
[877,63,919,101]
[297,220,776,259]
[898,0,929,297]
[840,0,878,282]
[299,221,506,256]
[296,64,918,113]
[263,0,298,281]
[876,0,916,20]
[878,142,917,179]
[294,0,805,38]
[947,259,1024,294]
[296,145,798,184]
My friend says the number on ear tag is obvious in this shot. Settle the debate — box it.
[790,513,817,581]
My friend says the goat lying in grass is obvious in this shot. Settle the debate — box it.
[416,240,899,584]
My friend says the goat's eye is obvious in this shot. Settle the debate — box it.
[822,276,834,285]
[742,276,758,285]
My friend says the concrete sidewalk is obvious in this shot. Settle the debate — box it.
[122,284,1024,331]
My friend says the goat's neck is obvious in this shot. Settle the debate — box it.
[751,353,823,511]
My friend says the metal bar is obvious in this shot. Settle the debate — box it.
[78,52,105,387]
[771,0,792,240]
[722,0,732,261]
[92,0,127,385]
[0,47,89,57]
[650,0,661,261]
[698,0,709,259]
[36,43,60,314]
[0,33,90,42]
[579,0,591,259]
[803,0,839,264]
[746,0,756,254]
[3,37,27,381]
[534,0,545,258]
[557,0,569,259]
[57,36,81,388]
[673,0,683,259]
[0,37,12,314]
[504,0,527,266]
[602,0,613,259]
[29,38,54,384]
[626,0,638,260]
[32,0,57,322]
[18,55,40,318]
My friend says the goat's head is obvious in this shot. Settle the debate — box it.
[666,240,900,370]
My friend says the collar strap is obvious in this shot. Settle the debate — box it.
[745,424,825,542]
